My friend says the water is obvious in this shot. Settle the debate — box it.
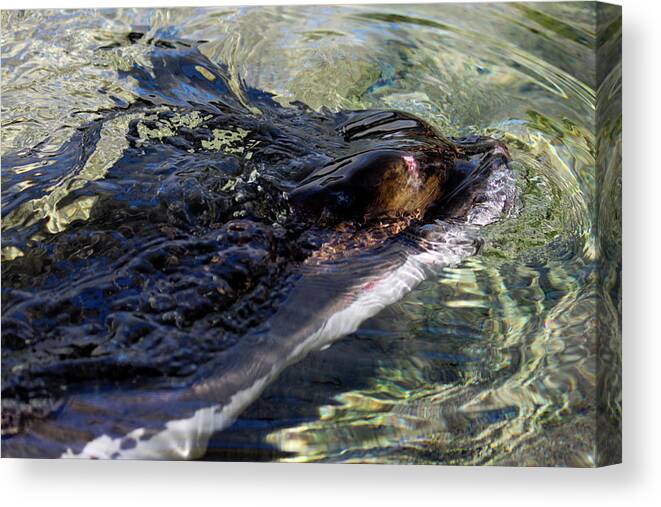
[0,3,621,465]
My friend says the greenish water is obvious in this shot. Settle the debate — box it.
[0,2,621,465]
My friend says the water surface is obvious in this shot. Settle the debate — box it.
[0,2,621,465]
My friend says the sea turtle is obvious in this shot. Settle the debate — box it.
[1,38,516,459]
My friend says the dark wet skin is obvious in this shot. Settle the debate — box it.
[1,38,511,455]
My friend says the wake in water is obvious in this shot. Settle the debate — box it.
[1,36,516,459]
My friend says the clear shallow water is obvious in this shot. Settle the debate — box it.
[1,3,621,465]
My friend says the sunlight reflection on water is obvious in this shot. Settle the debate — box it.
[0,2,621,465]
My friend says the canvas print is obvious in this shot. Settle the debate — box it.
[0,2,621,466]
